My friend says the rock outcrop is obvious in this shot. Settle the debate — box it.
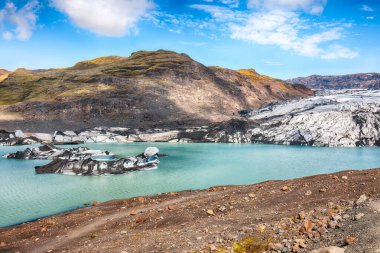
[0,50,311,132]
[3,144,113,160]
[35,147,160,175]
[287,73,380,90]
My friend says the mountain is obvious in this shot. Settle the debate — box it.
[0,50,311,131]
[287,73,380,90]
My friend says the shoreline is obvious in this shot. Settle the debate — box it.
[1,168,380,252]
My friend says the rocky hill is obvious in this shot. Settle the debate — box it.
[0,50,311,131]
[287,73,380,90]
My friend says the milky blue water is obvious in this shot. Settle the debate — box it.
[1,143,380,227]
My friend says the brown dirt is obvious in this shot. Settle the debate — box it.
[1,168,380,253]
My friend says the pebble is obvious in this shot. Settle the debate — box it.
[305,190,312,196]
[281,186,288,191]
[319,188,327,193]
[344,236,356,245]
[356,194,367,205]
[310,246,345,253]
[248,193,256,198]
[207,210,215,215]
[120,230,127,235]
[354,213,365,220]
[298,211,306,220]
[209,244,217,251]
[341,176,348,180]
[328,221,338,229]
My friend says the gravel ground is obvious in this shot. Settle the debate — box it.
[1,168,380,253]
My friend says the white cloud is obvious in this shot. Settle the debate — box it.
[220,0,239,8]
[2,31,13,40]
[230,10,358,59]
[190,4,246,22]
[51,0,154,37]
[0,0,39,41]
[247,0,327,14]
[361,4,374,12]
[366,16,374,20]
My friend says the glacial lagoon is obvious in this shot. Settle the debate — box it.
[1,142,380,227]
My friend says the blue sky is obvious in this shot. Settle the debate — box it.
[0,0,379,79]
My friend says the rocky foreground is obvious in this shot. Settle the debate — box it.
[1,168,380,253]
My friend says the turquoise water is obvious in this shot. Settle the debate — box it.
[1,143,380,227]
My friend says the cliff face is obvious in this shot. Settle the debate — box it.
[0,50,311,131]
[287,73,380,90]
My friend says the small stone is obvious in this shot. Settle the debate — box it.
[40,227,48,233]
[255,224,266,232]
[92,201,98,206]
[342,214,350,219]
[0,242,6,247]
[341,176,348,180]
[129,210,138,215]
[305,190,312,196]
[167,205,175,210]
[354,213,364,220]
[196,236,202,240]
[209,244,217,251]
[207,209,215,215]
[332,214,342,221]
[310,246,345,253]
[304,220,314,232]
[293,244,300,252]
[293,239,306,249]
[319,188,327,193]
[281,186,288,191]
[298,211,306,220]
[120,230,127,235]
[328,221,338,229]
[344,236,356,245]
[248,193,256,198]
[135,217,146,223]
[218,206,227,212]
[356,194,367,205]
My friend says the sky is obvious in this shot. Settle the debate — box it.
[0,0,379,79]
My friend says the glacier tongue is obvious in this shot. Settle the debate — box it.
[245,89,380,147]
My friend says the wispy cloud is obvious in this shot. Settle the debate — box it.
[0,0,39,41]
[247,0,327,14]
[192,0,358,59]
[50,0,154,37]
[361,4,374,12]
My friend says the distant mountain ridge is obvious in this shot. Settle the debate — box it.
[287,73,380,90]
[0,50,311,131]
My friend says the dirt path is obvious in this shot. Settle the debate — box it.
[30,192,218,253]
